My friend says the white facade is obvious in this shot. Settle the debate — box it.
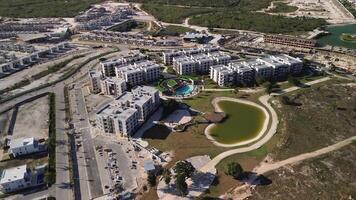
[96,86,160,137]
[89,70,102,93]
[210,54,303,87]
[101,77,127,97]
[0,165,32,193]
[8,138,41,157]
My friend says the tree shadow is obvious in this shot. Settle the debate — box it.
[237,172,272,186]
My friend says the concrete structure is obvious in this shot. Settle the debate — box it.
[210,54,303,87]
[101,77,127,97]
[264,34,316,49]
[8,137,44,158]
[0,165,32,193]
[162,45,220,65]
[100,53,146,77]
[89,70,102,93]
[96,86,159,137]
[116,61,160,87]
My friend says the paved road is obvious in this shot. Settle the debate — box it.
[73,87,103,199]
[53,84,73,200]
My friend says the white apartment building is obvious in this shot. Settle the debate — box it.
[162,45,219,65]
[210,54,303,87]
[208,52,231,65]
[115,61,160,87]
[100,53,146,77]
[89,70,102,93]
[173,56,197,75]
[101,77,127,97]
[193,54,214,74]
[8,138,43,158]
[96,86,159,137]
[0,165,32,193]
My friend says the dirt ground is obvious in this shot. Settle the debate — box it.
[249,144,356,200]
[269,82,356,161]
[11,96,49,140]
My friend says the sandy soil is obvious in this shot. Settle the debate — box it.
[11,96,49,140]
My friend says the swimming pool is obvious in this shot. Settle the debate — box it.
[175,85,194,96]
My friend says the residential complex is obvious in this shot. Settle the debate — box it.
[210,54,303,86]
[163,46,231,75]
[95,86,160,137]
[264,34,316,49]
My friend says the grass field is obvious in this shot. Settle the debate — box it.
[270,81,356,161]
[156,25,196,36]
[166,79,178,88]
[249,145,356,199]
[0,0,100,17]
[268,2,298,13]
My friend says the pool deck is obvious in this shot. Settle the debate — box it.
[204,97,270,148]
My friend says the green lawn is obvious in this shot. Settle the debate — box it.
[0,0,100,17]
[156,25,196,36]
[167,79,178,88]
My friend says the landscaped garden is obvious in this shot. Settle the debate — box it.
[157,78,195,97]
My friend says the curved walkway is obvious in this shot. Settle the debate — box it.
[254,135,356,175]
[204,97,270,148]
[200,77,332,173]
[200,94,278,172]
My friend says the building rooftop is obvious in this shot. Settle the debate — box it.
[0,165,28,184]
[9,137,35,149]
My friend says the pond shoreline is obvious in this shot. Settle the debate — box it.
[204,97,270,148]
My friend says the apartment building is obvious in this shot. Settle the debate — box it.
[96,86,159,137]
[89,70,102,93]
[162,45,219,65]
[264,34,316,49]
[100,53,146,77]
[101,77,127,97]
[0,165,32,193]
[208,52,231,65]
[116,61,160,86]
[210,54,303,87]
[173,56,197,75]
[193,54,214,74]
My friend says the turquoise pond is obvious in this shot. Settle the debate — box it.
[317,24,356,49]
[175,85,194,96]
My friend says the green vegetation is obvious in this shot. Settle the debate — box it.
[190,12,327,34]
[162,168,172,185]
[45,93,56,186]
[141,3,214,23]
[225,162,243,178]
[138,0,326,34]
[108,20,147,32]
[340,33,356,42]
[0,0,100,17]
[127,0,242,7]
[147,172,157,187]
[167,79,178,88]
[173,160,195,196]
[209,100,265,144]
[162,99,179,118]
[339,0,356,18]
[268,2,298,13]
[156,25,195,36]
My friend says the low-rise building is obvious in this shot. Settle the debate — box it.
[8,138,43,158]
[116,61,160,87]
[0,165,32,193]
[264,34,316,49]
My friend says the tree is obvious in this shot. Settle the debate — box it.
[147,172,156,187]
[163,168,172,185]
[173,160,195,178]
[175,173,188,196]
[225,162,243,178]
